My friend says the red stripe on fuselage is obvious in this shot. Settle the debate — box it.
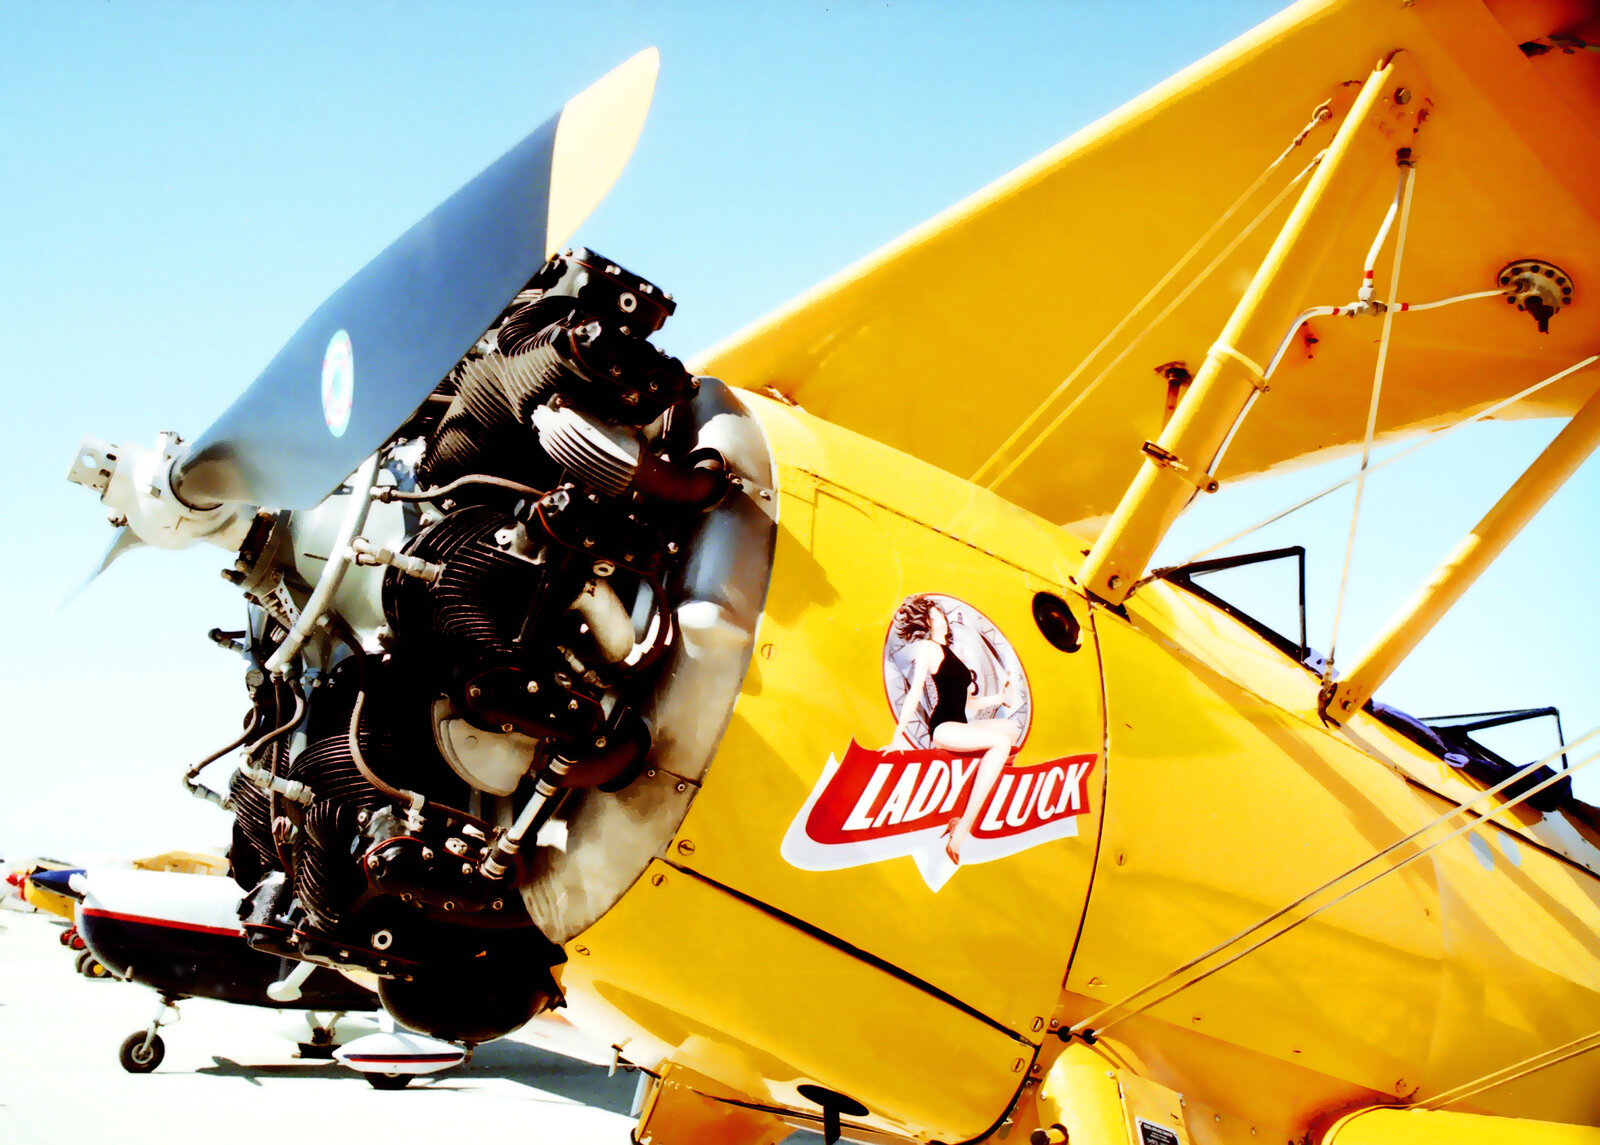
[82,907,242,939]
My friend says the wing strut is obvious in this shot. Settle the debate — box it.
[1078,57,1403,604]
[1320,370,1600,725]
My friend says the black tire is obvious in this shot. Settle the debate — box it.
[365,1072,411,1090]
[118,1032,165,1074]
[75,949,93,975]
[84,957,109,979]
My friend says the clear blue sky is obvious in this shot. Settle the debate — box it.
[2,0,1594,860]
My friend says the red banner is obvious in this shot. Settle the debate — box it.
[781,741,1097,890]
[804,741,1096,844]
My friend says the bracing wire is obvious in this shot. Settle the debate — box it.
[1069,724,1600,1039]
[1416,1029,1600,1110]
[1168,354,1600,568]
[970,99,1335,489]
[1325,164,1415,678]
[1080,743,1600,1039]
[976,156,1320,493]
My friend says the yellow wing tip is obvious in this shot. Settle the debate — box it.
[545,47,661,258]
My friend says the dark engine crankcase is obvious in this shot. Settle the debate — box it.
[240,865,563,1045]
[378,933,561,1046]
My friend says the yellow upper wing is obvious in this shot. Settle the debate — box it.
[133,849,230,876]
[693,0,1600,526]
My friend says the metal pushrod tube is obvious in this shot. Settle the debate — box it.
[481,758,571,879]
[1078,58,1401,605]
[264,453,380,676]
[1323,378,1600,723]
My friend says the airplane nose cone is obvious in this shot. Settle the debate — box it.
[27,867,85,900]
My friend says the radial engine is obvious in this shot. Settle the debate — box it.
[189,249,775,1043]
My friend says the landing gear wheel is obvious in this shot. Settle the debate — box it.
[365,1072,411,1090]
[75,949,93,975]
[84,957,109,979]
[118,1032,165,1074]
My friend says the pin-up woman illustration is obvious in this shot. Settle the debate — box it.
[884,595,1022,865]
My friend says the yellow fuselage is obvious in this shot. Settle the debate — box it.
[558,394,1600,1143]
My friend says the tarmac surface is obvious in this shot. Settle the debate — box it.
[0,907,641,1145]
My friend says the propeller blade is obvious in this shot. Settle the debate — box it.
[54,524,143,612]
[174,48,659,510]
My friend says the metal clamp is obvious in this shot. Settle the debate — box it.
[1140,441,1220,494]
[1208,342,1271,393]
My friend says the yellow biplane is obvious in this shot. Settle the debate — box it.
[65,1,1600,1143]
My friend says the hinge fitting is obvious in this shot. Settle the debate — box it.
[1141,441,1220,494]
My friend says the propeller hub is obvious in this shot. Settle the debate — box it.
[67,431,252,553]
